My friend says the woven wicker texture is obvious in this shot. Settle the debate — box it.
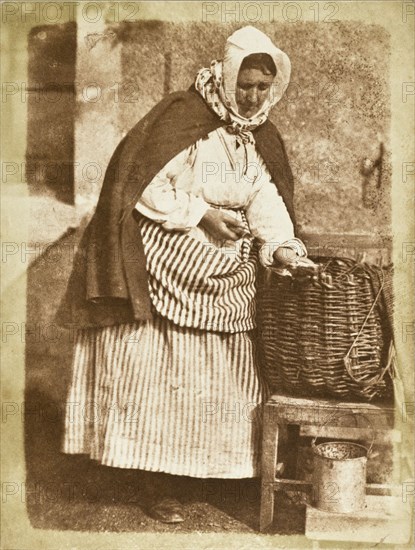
[258,257,394,401]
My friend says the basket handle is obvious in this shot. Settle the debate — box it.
[311,411,376,456]
[343,269,393,388]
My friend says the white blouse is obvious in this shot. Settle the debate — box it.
[135,126,305,266]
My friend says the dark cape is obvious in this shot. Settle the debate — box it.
[56,86,296,328]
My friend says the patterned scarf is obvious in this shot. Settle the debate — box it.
[195,60,273,145]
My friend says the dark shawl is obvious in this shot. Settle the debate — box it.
[56,87,295,328]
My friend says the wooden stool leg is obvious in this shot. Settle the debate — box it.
[260,420,279,532]
[286,424,300,479]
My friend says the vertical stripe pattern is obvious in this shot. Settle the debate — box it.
[63,318,268,478]
[139,214,257,333]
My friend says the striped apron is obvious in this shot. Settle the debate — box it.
[139,214,257,332]
[62,211,268,478]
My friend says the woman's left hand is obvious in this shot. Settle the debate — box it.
[273,247,318,276]
[273,246,299,266]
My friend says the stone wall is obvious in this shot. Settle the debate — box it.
[101,20,391,236]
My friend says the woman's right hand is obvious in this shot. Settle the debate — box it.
[199,209,247,242]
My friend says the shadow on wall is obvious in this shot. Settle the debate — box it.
[26,22,76,204]
[24,20,392,530]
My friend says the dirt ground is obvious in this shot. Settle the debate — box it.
[25,385,307,534]
[25,387,393,536]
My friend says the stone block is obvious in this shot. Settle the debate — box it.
[305,495,412,544]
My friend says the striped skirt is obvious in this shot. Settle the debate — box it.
[62,317,268,478]
[63,211,268,478]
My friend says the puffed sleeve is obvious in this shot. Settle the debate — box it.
[134,144,209,230]
[245,156,307,267]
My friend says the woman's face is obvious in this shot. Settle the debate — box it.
[235,68,274,119]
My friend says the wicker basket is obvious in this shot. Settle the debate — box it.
[257,257,394,401]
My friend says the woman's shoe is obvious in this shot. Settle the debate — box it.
[148,497,185,524]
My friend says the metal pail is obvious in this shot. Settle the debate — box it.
[311,413,374,513]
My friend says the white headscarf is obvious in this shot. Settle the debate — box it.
[195,26,291,136]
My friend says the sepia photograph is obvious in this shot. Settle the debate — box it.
[1,1,414,548]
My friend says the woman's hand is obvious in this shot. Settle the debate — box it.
[162,221,191,233]
[199,209,247,242]
[273,246,318,277]
[273,246,299,266]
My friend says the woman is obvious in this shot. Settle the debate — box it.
[59,26,312,524]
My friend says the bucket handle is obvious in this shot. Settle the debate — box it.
[311,412,376,457]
